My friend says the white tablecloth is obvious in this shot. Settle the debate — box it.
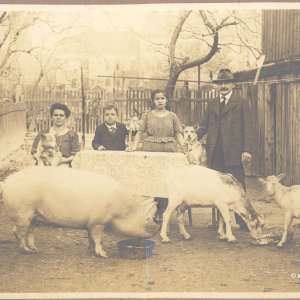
[72,150,189,197]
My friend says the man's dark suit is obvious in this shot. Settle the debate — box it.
[197,93,254,168]
[197,92,254,230]
[92,122,127,151]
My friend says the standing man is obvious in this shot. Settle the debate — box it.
[92,105,127,151]
[197,68,254,231]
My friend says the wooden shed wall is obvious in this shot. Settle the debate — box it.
[262,10,300,63]
[234,74,300,186]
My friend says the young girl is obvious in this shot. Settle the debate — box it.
[131,89,185,152]
[130,89,186,222]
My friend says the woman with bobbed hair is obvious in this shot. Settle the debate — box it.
[31,102,80,166]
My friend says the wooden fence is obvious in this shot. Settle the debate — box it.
[27,98,153,135]
[26,81,300,185]
[0,103,27,160]
[27,87,217,134]
[172,81,300,185]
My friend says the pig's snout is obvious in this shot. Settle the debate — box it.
[130,229,153,239]
[112,219,153,238]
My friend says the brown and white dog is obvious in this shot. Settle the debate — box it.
[182,125,207,166]
[36,133,62,166]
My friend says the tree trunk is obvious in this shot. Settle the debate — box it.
[32,71,43,99]
[167,31,219,102]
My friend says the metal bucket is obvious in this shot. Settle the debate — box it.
[117,239,155,259]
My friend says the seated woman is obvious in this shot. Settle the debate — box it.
[31,103,80,167]
[129,88,186,221]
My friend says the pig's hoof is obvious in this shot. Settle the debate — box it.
[228,239,237,244]
[29,247,39,253]
[94,252,108,258]
[20,246,35,254]
[27,244,38,252]
[219,236,227,242]
[182,235,192,241]
[161,237,171,243]
[277,242,284,248]
[95,249,108,258]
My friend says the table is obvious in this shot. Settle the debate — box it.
[72,150,217,227]
[71,150,189,198]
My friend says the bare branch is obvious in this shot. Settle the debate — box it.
[0,11,7,24]
[179,31,219,71]
[0,25,10,49]
[169,10,192,67]
[0,17,38,70]
[199,10,215,32]
[234,26,261,59]
[216,21,238,31]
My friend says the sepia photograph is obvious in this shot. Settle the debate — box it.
[0,1,300,298]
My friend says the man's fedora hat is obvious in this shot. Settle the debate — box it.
[212,68,237,83]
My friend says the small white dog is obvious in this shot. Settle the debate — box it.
[36,133,62,166]
[182,125,207,166]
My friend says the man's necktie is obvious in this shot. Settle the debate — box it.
[221,96,226,107]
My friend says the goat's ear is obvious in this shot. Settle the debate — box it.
[181,124,186,129]
[257,177,265,184]
[277,173,286,182]
[193,124,199,130]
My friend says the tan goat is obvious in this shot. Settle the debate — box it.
[259,173,300,247]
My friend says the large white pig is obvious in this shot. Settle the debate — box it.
[0,167,157,258]
[161,165,264,243]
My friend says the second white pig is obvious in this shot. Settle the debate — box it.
[160,165,264,243]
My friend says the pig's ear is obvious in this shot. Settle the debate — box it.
[181,124,186,129]
[277,173,286,182]
[193,124,199,130]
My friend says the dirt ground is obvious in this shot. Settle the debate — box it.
[0,146,300,295]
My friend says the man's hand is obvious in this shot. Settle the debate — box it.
[242,152,252,164]
[97,146,106,151]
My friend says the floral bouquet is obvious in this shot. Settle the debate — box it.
[125,115,140,145]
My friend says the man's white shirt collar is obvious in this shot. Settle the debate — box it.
[220,91,233,104]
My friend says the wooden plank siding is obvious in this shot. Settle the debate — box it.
[263,10,300,63]
[238,79,300,185]
[0,103,27,160]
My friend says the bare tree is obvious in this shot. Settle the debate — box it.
[28,15,82,97]
[0,12,40,72]
[167,10,258,99]
[30,45,69,97]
